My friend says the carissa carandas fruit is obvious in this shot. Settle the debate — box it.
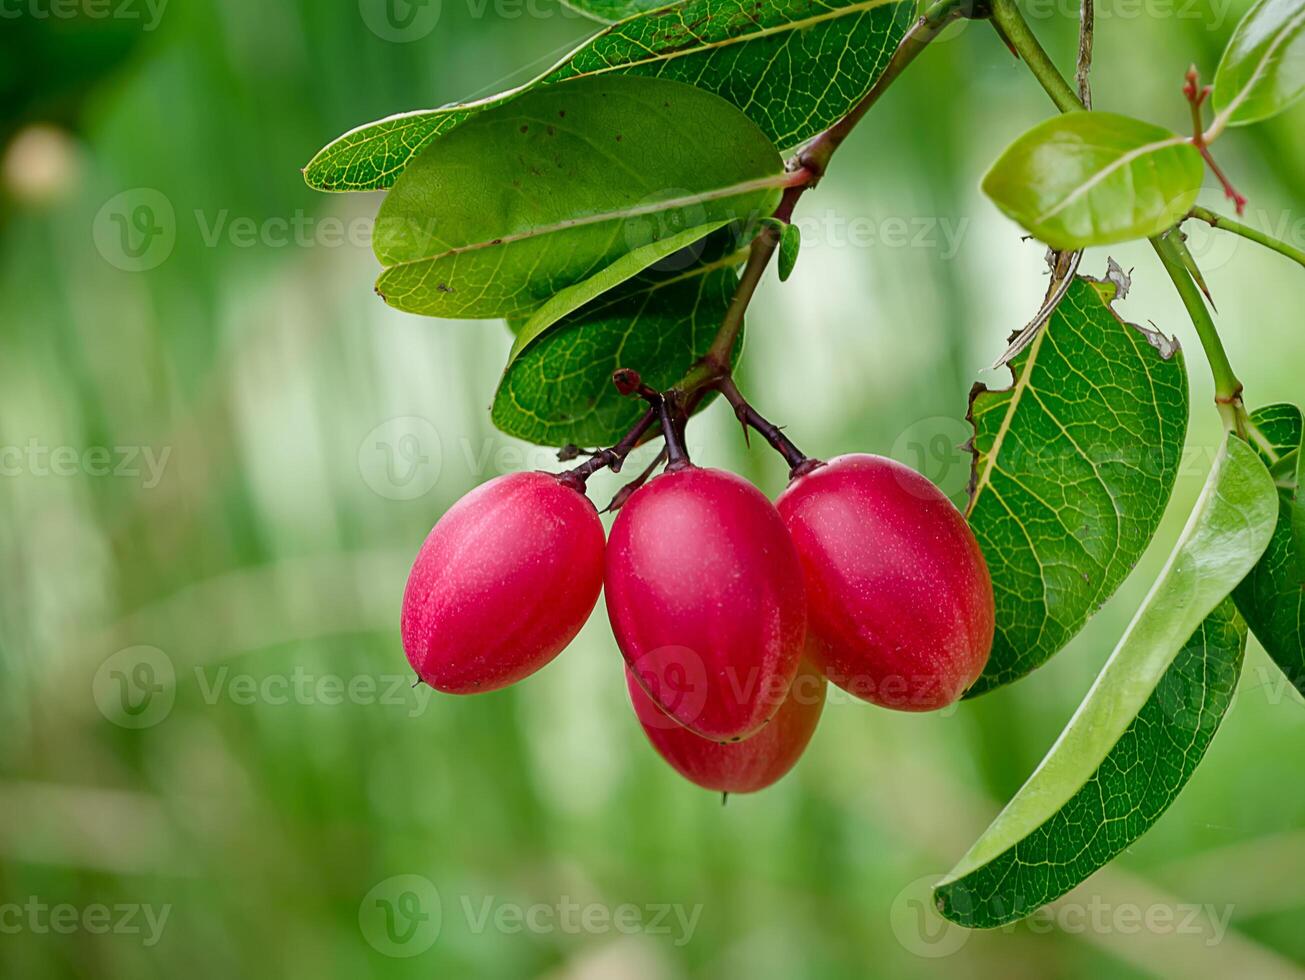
[402,471,605,693]
[628,657,826,793]
[605,464,807,742]
[778,454,995,711]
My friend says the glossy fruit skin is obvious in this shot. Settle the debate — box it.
[605,465,806,741]
[402,471,605,694]
[777,454,995,711]
[628,656,825,793]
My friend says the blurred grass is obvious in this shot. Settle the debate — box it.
[1,1,1304,977]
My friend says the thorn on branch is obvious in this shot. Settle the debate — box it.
[715,376,811,475]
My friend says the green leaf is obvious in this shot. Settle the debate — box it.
[492,263,740,446]
[778,222,801,282]
[937,433,1279,929]
[1213,0,1305,127]
[981,112,1204,249]
[505,221,735,342]
[939,601,1248,928]
[558,0,674,23]
[305,0,915,192]
[1234,403,1305,696]
[373,76,782,321]
[965,275,1189,695]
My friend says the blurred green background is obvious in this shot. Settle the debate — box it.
[2,1,1303,977]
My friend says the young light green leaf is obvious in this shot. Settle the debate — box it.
[558,0,674,23]
[1212,0,1305,127]
[1234,403,1305,696]
[305,0,915,192]
[778,222,801,282]
[492,264,741,446]
[965,275,1188,695]
[373,76,783,320]
[981,112,1204,249]
[937,433,1279,929]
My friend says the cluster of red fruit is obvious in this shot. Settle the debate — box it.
[402,454,995,794]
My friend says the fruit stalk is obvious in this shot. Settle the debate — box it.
[713,376,812,475]
[560,405,658,490]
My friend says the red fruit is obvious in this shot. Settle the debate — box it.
[628,657,826,793]
[402,471,605,693]
[777,454,994,711]
[605,466,806,741]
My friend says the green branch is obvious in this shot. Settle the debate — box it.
[675,0,978,396]
[1152,230,1247,436]
[987,0,1250,433]
[1187,205,1305,272]
[989,0,1081,113]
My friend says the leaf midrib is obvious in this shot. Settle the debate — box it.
[1215,5,1305,126]
[967,325,1049,518]
[380,174,789,271]
[1034,134,1190,226]
[311,0,906,169]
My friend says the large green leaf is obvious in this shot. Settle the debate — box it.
[1234,403,1305,695]
[937,434,1279,929]
[1213,0,1305,127]
[492,262,740,446]
[372,76,782,320]
[305,0,915,192]
[981,112,1204,249]
[965,274,1188,695]
[559,0,675,22]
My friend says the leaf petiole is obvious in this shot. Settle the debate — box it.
[1186,205,1305,273]
[1152,230,1248,437]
